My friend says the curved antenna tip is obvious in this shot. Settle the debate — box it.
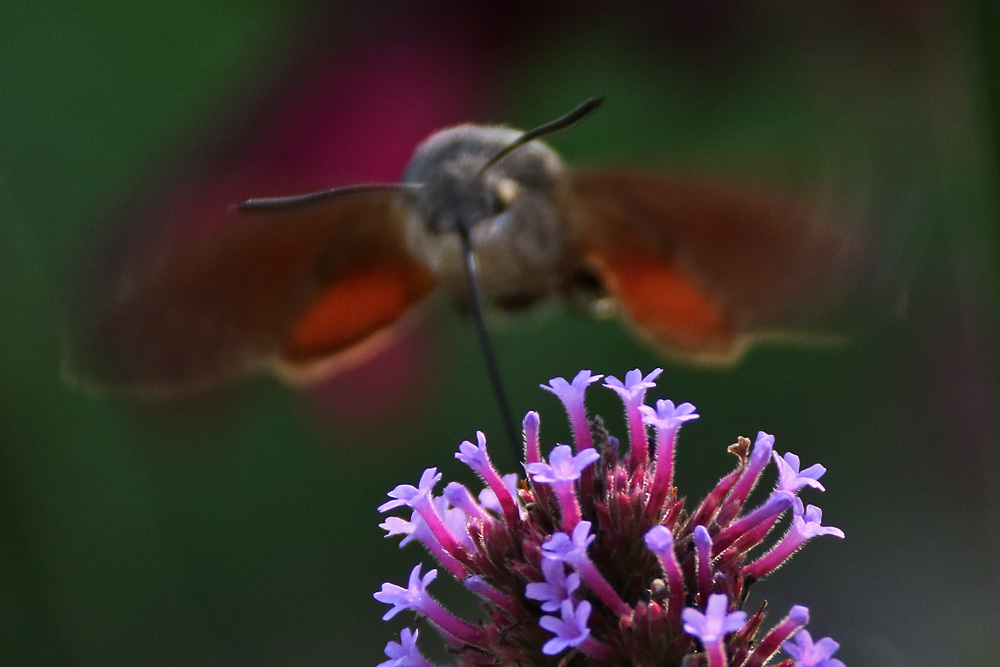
[479,95,605,175]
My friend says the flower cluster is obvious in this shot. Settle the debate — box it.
[376,369,846,666]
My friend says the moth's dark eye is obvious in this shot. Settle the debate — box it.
[488,178,519,215]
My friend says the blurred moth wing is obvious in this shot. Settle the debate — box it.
[65,192,435,397]
[569,171,882,364]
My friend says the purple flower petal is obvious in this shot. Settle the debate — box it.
[743,504,844,579]
[795,505,845,540]
[379,515,418,544]
[639,398,699,431]
[542,521,595,563]
[603,368,662,402]
[539,599,592,655]
[379,468,442,512]
[541,370,603,451]
[682,593,747,643]
[783,630,845,667]
[773,451,827,494]
[525,557,580,612]
[378,627,434,667]
[644,525,674,553]
[541,370,604,405]
[455,431,491,474]
[374,564,437,621]
[525,444,600,485]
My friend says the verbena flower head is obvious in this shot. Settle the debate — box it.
[376,369,845,666]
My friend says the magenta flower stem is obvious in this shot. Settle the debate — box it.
[647,427,678,516]
[725,514,781,556]
[569,410,594,452]
[541,371,602,453]
[704,639,728,667]
[565,403,597,499]
[580,636,615,661]
[718,432,774,523]
[480,465,522,527]
[554,482,583,532]
[575,558,630,617]
[465,576,519,617]
[664,563,686,626]
[426,538,468,579]
[687,464,743,528]
[714,492,793,552]
[743,532,806,579]
[644,526,687,626]
[418,595,489,647]
[625,402,649,466]
[412,498,468,564]
[742,605,809,667]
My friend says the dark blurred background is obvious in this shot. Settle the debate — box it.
[2,2,998,665]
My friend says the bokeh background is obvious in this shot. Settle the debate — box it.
[2,2,999,665]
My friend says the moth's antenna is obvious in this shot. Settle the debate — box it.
[479,97,604,175]
[457,225,520,459]
[238,183,422,212]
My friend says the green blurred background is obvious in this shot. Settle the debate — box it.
[2,2,998,665]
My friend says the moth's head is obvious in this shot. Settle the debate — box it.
[401,125,567,237]
[398,99,601,308]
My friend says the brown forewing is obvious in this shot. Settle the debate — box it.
[570,171,877,363]
[65,194,435,396]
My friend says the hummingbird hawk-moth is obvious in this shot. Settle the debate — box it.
[65,98,891,397]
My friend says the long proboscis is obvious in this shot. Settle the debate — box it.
[457,226,520,459]
[478,96,604,176]
[237,183,422,212]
